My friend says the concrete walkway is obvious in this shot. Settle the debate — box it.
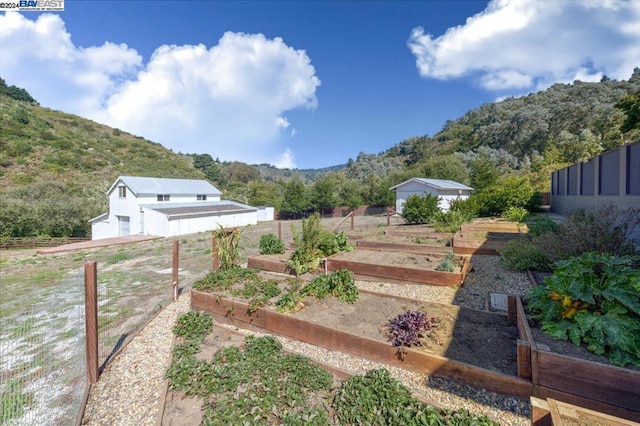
[36,235,161,255]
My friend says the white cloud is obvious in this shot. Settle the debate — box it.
[274,148,296,169]
[0,13,319,167]
[408,0,640,91]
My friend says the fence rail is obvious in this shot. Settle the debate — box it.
[0,237,91,250]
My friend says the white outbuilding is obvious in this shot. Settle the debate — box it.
[390,178,473,214]
[90,176,272,240]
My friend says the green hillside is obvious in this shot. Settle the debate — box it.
[0,79,208,237]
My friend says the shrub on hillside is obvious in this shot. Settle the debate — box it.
[402,194,440,224]
[538,205,640,264]
[472,177,539,217]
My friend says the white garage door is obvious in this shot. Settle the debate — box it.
[118,216,130,236]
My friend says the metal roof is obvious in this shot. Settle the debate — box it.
[390,178,473,191]
[144,201,256,218]
[108,176,221,196]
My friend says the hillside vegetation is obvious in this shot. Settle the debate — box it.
[1,69,639,237]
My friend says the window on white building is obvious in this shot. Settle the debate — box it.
[118,186,126,198]
[197,194,207,200]
[157,194,170,201]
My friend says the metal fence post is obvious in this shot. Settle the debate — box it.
[84,261,98,384]
[172,240,179,301]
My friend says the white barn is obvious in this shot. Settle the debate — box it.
[90,176,268,240]
[390,178,473,214]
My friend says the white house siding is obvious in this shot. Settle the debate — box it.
[166,212,258,237]
[256,207,275,222]
[395,186,468,213]
[136,194,221,204]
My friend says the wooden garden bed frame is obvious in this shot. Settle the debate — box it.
[247,255,296,275]
[191,289,532,400]
[452,233,511,255]
[530,397,639,426]
[325,252,470,286]
[247,251,469,286]
[355,239,454,255]
[509,296,640,422]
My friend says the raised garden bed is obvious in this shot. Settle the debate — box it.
[383,224,454,240]
[191,288,532,400]
[356,235,453,255]
[326,250,469,286]
[246,251,296,275]
[452,231,521,255]
[511,296,640,422]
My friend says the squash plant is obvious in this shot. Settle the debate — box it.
[527,252,640,367]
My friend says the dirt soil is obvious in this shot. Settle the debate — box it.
[330,250,463,273]
[293,292,518,375]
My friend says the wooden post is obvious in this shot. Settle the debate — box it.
[277,221,282,241]
[84,261,98,384]
[507,295,517,325]
[387,208,391,226]
[350,211,354,230]
[172,240,179,301]
[212,234,219,270]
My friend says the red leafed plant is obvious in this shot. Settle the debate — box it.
[385,310,439,360]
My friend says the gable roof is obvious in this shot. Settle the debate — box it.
[389,178,473,191]
[108,176,221,196]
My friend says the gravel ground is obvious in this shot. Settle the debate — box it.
[82,254,534,425]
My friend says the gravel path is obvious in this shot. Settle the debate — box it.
[82,255,533,425]
[82,295,191,425]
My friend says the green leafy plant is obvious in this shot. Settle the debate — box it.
[527,252,640,367]
[501,206,529,222]
[259,233,284,254]
[275,281,304,313]
[302,269,358,304]
[333,369,496,425]
[287,213,353,275]
[193,266,259,292]
[435,253,458,272]
[402,194,440,224]
[172,311,213,343]
[527,215,560,237]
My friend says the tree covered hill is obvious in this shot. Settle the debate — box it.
[386,69,640,168]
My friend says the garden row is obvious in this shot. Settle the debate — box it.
[176,208,640,424]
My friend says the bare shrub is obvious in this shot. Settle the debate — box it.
[538,204,640,264]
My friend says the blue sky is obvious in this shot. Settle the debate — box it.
[1,1,639,169]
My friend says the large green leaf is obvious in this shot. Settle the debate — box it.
[541,319,580,344]
[576,311,640,367]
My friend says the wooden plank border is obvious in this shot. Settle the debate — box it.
[356,240,454,255]
[191,290,532,400]
[325,256,468,286]
[515,296,640,421]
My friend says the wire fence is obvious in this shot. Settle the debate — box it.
[95,245,177,370]
[0,268,87,426]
